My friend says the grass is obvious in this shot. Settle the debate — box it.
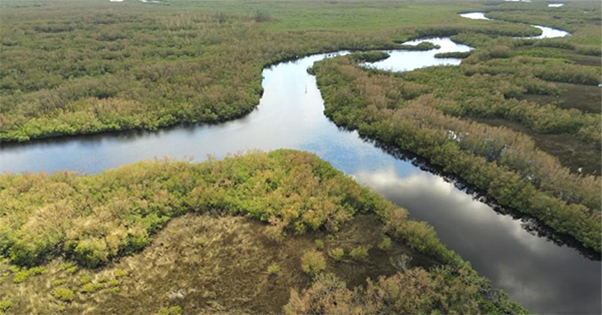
[0,0,542,142]
[0,0,598,312]
[0,150,527,314]
[312,47,601,250]
[0,213,516,314]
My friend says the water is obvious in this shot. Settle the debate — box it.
[526,25,570,39]
[365,38,472,71]
[0,20,598,315]
[459,12,491,20]
[460,11,570,40]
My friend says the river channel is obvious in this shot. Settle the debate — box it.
[0,12,598,314]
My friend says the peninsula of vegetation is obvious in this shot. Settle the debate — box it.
[0,0,600,313]
[0,150,526,314]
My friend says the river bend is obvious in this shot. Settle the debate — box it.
[0,12,598,314]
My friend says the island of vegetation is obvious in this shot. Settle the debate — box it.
[0,150,527,314]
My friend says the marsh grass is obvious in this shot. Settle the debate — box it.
[0,214,425,314]
[0,0,549,142]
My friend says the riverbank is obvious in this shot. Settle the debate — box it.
[0,150,527,314]
[0,32,600,315]
[0,0,545,143]
[1,1,600,313]
[312,50,601,252]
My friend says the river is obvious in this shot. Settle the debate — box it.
[0,12,599,314]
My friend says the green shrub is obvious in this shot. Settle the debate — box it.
[314,239,324,250]
[434,51,472,59]
[301,251,326,277]
[399,42,441,51]
[79,274,92,285]
[350,246,371,261]
[51,279,67,287]
[71,239,110,268]
[81,282,104,294]
[0,300,13,314]
[114,269,129,278]
[267,263,281,275]
[53,287,75,302]
[378,237,392,251]
[12,266,47,283]
[154,306,182,315]
[328,248,345,262]
[350,51,390,63]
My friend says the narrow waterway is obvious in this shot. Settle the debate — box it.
[459,11,571,39]
[0,15,598,314]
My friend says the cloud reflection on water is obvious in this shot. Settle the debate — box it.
[354,167,601,314]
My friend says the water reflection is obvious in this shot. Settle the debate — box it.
[0,33,598,314]
[354,168,601,314]
[526,25,570,39]
[461,12,571,39]
[459,12,491,20]
[365,38,472,72]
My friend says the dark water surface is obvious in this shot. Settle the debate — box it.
[1,31,599,314]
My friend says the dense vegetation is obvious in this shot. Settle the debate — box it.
[0,0,599,312]
[312,44,601,251]
[0,150,526,314]
[286,267,503,315]
[0,0,549,142]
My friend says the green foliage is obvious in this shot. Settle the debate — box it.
[267,263,281,276]
[114,269,129,278]
[154,306,182,315]
[435,51,472,59]
[378,237,392,251]
[285,267,529,315]
[79,275,92,285]
[328,248,345,262]
[350,51,390,63]
[301,251,326,277]
[12,266,48,283]
[0,150,384,268]
[52,287,75,302]
[1,0,596,144]
[312,51,602,252]
[349,246,371,261]
[0,300,12,315]
[0,150,527,313]
[398,41,441,51]
[314,240,324,250]
[81,282,105,294]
